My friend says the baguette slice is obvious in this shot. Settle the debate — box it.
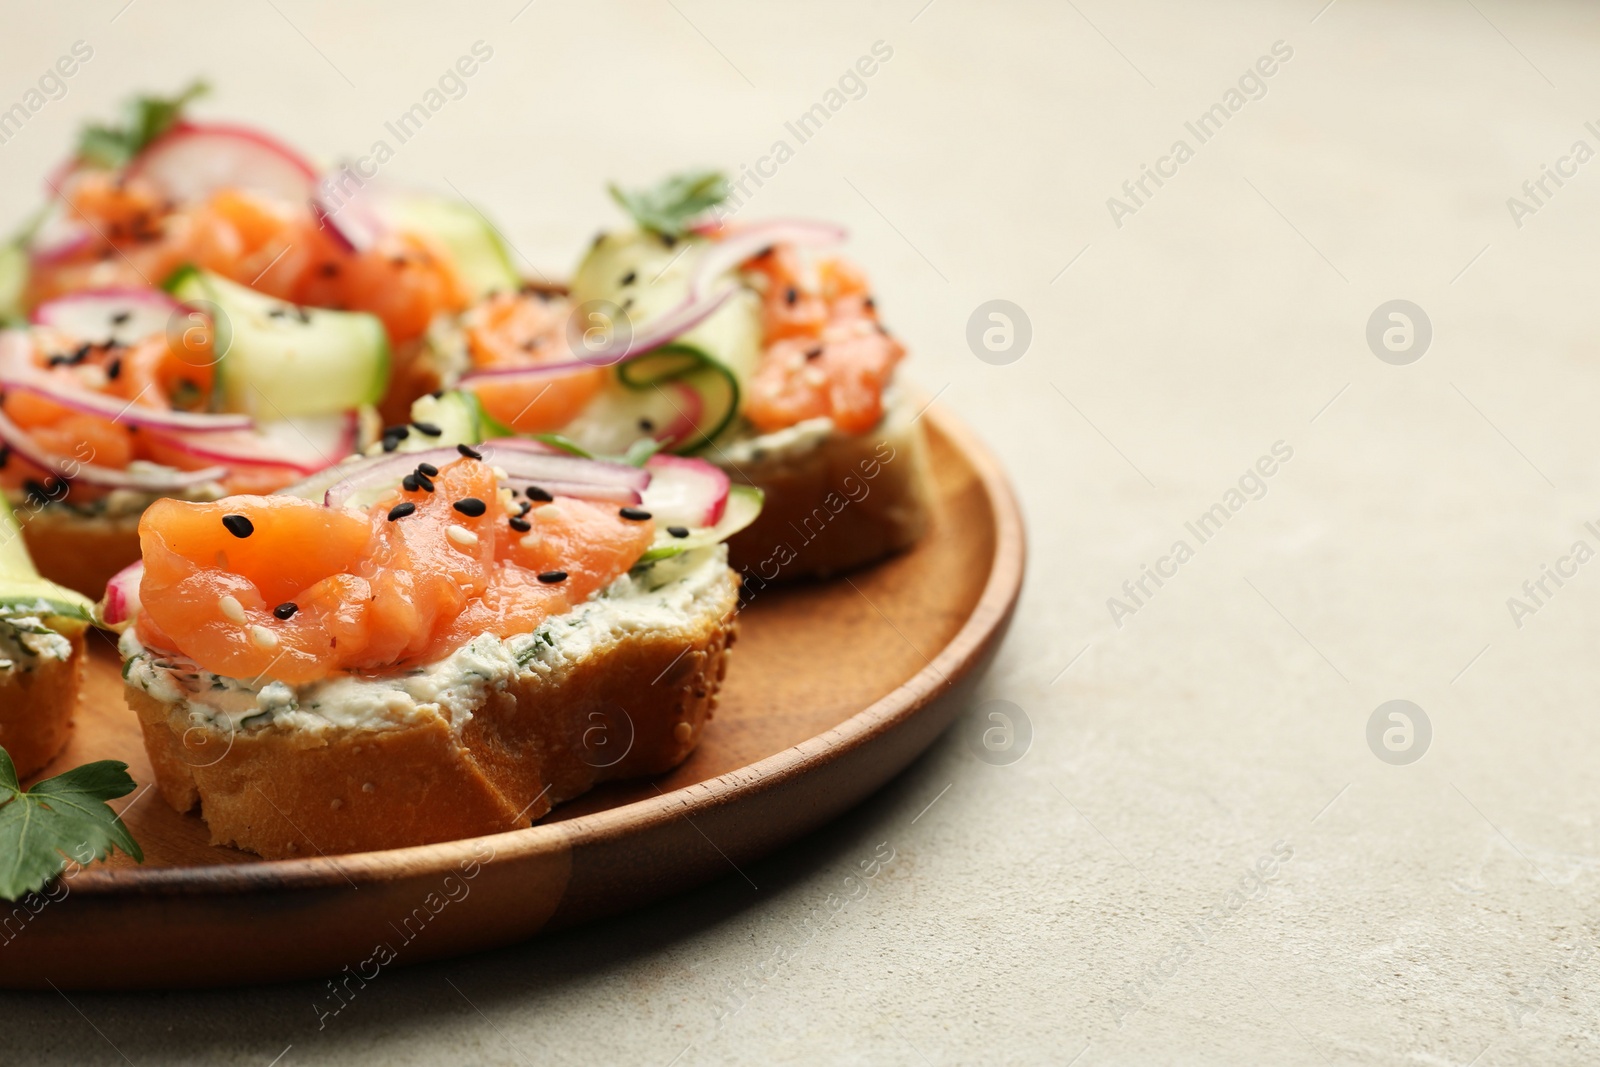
[18,505,143,602]
[719,392,933,583]
[0,629,85,780]
[122,548,739,859]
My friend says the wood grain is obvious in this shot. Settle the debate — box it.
[0,404,1024,989]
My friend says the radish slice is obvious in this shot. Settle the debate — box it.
[101,560,144,627]
[0,330,252,434]
[0,400,225,492]
[312,166,386,253]
[655,380,705,449]
[127,122,317,205]
[31,287,181,347]
[147,412,359,476]
[641,454,730,527]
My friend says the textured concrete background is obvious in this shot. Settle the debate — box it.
[4,0,1600,1063]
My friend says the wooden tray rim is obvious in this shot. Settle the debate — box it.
[67,402,1026,897]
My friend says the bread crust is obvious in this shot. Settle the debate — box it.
[0,636,85,780]
[127,567,740,859]
[17,506,141,601]
[721,397,933,582]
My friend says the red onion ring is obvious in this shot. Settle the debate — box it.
[320,439,650,509]
[0,331,253,434]
[0,400,226,492]
[457,218,846,387]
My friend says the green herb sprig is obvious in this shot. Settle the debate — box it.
[607,169,729,237]
[0,747,143,901]
[75,80,210,171]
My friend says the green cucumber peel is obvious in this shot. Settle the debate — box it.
[614,344,740,456]
[635,484,763,564]
[0,498,94,636]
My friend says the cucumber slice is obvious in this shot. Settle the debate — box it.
[166,267,390,419]
[404,389,484,450]
[570,231,763,385]
[569,231,755,457]
[0,497,94,635]
[636,485,763,563]
[617,344,739,454]
[380,194,519,300]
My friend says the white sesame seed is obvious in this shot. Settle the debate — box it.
[250,625,278,649]
[518,533,542,552]
[361,782,375,794]
[802,366,828,387]
[536,504,563,519]
[446,525,479,548]
[330,798,343,810]
[498,487,516,511]
[218,595,245,623]
[492,465,509,481]
[673,721,693,743]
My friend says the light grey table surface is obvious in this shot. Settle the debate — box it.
[4,1,1600,1063]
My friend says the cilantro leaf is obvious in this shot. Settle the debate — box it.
[0,747,143,901]
[607,170,729,237]
[75,80,210,171]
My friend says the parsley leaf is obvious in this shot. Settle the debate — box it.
[0,747,143,901]
[76,80,210,171]
[607,170,729,237]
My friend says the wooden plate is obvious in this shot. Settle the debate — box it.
[0,405,1024,990]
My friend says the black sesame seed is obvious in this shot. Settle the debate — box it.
[620,270,637,286]
[667,525,690,538]
[619,507,651,521]
[383,425,410,441]
[784,286,798,306]
[412,421,442,437]
[268,307,287,319]
[319,262,340,278]
[382,436,400,453]
[456,443,482,460]
[864,296,876,310]
[273,602,299,620]
[430,389,444,399]
[518,501,532,516]
[416,462,438,476]
[508,516,531,532]
[524,486,553,503]
[662,233,678,249]
[804,346,824,360]
[106,357,122,380]
[387,502,416,521]
[221,514,254,538]
[0,445,9,469]
[537,570,567,584]
[452,497,486,517]
[110,310,132,326]
[638,418,655,432]
[401,474,419,492]
[414,471,434,492]
[71,343,93,364]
